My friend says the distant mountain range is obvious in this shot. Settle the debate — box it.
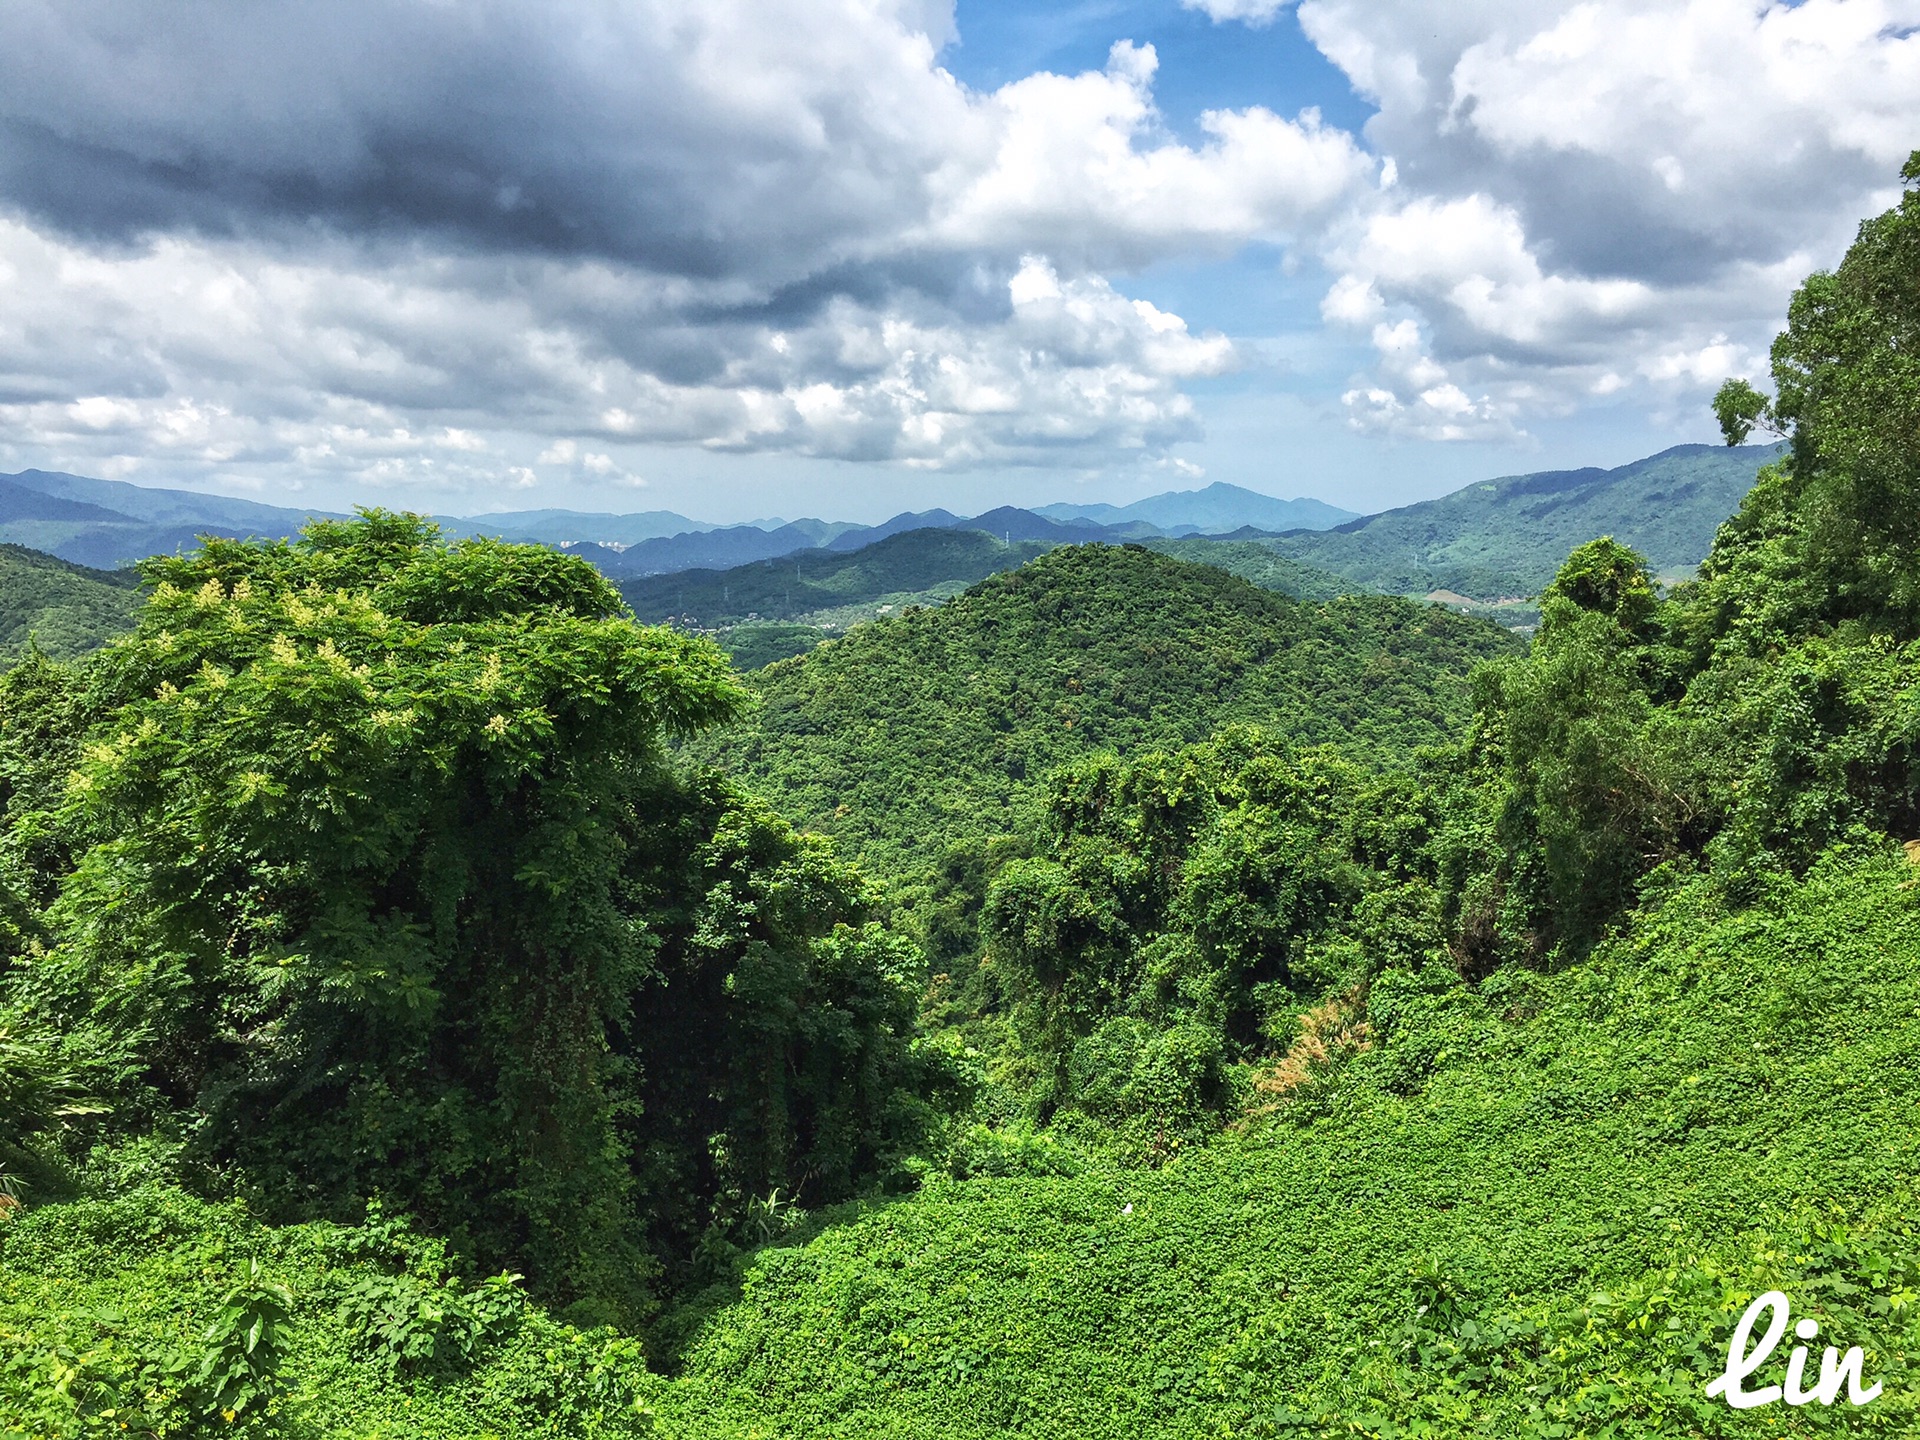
[0,470,1353,575]
[0,446,1781,656]
[604,444,1784,648]
[1035,482,1356,534]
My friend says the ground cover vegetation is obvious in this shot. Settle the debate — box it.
[2,156,1919,1439]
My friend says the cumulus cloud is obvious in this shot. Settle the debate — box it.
[0,0,1913,488]
[1298,0,1920,438]
[0,219,1233,489]
[925,43,1371,266]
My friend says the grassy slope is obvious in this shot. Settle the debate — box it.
[689,546,1521,876]
[10,852,1916,1437]
[1266,444,1781,600]
[0,543,140,663]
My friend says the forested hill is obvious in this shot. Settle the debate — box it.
[0,542,140,663]
[686,544,1520,877]
[1265,442,1782,599]
[621,526,1048,627]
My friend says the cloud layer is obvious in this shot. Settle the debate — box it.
[0,4,1371,490]
[1298,0,1920,436]
[0,0,1913,495]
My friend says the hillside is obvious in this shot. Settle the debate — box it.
[1144,536,1354,601]
[10,851,1915,1436]
[641,854,1920,1438]
[1263,443,1782,599]
[688,545,1520,877]
[623,527,1049,627]
[0,469,340,569]
[0,542,140,662]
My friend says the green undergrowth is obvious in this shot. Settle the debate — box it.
[0,1188,663,1438]
[9,849,1919,1436]
[644,848,1920,1437]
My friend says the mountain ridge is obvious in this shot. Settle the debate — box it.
[0,443,1775,595]
[1260,442,1784,599]
[1035,479,1358,533]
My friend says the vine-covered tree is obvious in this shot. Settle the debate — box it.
[0,514,950,1322]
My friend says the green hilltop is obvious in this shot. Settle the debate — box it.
[685,544,1519,879]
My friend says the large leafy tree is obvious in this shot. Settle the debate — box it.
[1707,150,1920,642]
[2,514,945,1320]
[980,731,1438,1139]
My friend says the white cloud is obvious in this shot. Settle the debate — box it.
[1336,316,1520,441]
[1296,0,1919,440]
[923,42,1372,266]
[0,220,1236,491]
[1320,274,1385,326]
[1638,333,1766,388]
[1449,0,1920,186]
[1335,194,1654,353]
[0,4,1371,490]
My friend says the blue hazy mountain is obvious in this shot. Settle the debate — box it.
[1034,481,1358,535]
[442,508,713,544]
[0,470,344,569]
[0,450,1772,598]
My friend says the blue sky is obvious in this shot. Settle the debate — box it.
[941,0,1374,137]
[0,0,1910,522]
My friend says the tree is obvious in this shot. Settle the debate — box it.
[5,514,949,1321]
[1708,150,1920,637]
[1711,378,1773,447]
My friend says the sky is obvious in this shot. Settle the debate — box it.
[0,1,1913,524]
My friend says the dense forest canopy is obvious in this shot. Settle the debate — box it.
[0,515,951,1332]
[688,545,1519,881]
[0,544,140,664]
[2,155,1919,1439]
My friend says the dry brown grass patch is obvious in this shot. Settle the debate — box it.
[1242,986,1372,1121]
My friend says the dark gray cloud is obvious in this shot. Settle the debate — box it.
[0,0,960,281]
